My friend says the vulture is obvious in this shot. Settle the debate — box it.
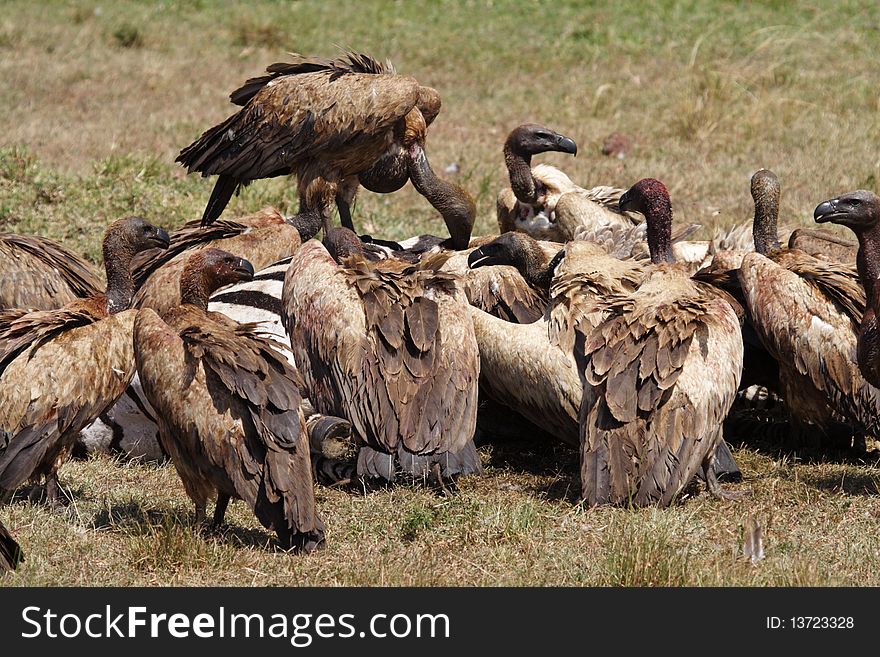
[282,228,482,483]
[442,235,563,324]
[132,206,313,318]
[79,253,353,486]
[736,171,876,451]
[176,50,452,241]
[0,232,102,311]
[134,248,325,552]
[0,217,169,506]
[579,179,745,506]
[466,232,647,444]
[496,124,641,244]
[813,189,880,388]
[0,517,23,571]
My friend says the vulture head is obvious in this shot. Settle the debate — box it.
[619,178,674,265]
[504,124,578,158]
[750,169,781,254]
[468,231,561,290]
[102,216,170,262]
[102,216,170,313]
[180,248,255,309]
[324,227,367,263]
[814,190,880,235]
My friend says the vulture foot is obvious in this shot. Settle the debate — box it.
[704,464,751,502]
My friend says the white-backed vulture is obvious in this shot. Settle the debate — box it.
[79,255,353,483]
[466,232,646,445]
[134,248,325,552]
[813,189,880,390]
[497,124,641,243]
[176,50,448,239]
[132,206,314,317]
[0,232,103,311]
[282,228,481,483]
[0,517,23,571]
[0,217,169,506]
[579,179,745,506]
[736,172,875,451]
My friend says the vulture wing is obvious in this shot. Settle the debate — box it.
[0,233,102,311]
[176,66,421,182]
[0,310,138,495]
[739,252,880,435]
[283,240,480,476]
[0,518,23,571]
[579,276,743,506]
[134,307,321,546]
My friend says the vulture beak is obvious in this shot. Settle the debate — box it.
[813,199,840,224]
[555,134,578,156]
[618,190,635,214]
[235,259,255,281]
[152,227,171,249]
[467,246,493,269]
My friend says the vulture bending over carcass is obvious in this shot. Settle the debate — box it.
[0,217,169,506]
[134,248,325,552]
[0,232,102,311]
[579,179,745,506]
[282,228,481,485]
[176,50,464,245]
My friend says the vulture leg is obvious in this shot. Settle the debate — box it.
[44,474,63,509]
[193,502,207,526]
[430,461,454,498]
[703,453,750,501]
[336,194,355,232]
[212,493,231,528]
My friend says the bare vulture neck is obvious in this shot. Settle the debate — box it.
[179,269,214,311]
[503,142,536,204]
[516,244,563,291]
[752,181,781,255]
[407,143,475,250]
[643,199,675,265]
[856,228,880,309]
[102,235,138,314]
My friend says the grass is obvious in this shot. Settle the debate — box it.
[2,0,880,586]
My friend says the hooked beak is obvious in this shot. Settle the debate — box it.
[813,199,840,224]
[151,227,171,249]
[467,247,492,269]
[234,258,255,281]
[555,134,578,156]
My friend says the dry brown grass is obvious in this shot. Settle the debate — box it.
[2,0,880,586]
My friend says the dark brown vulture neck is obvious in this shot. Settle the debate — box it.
[751,170,781,255]
[856,226,880,310]
[644,193,675,265]
[102,231,138,314]
[503,142,536,204]
[510,238,560,291]
[288,203,327,243]
[407,143,475,250]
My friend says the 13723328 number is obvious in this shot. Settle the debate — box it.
[792,617,853,629]
[766,616,855,629]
